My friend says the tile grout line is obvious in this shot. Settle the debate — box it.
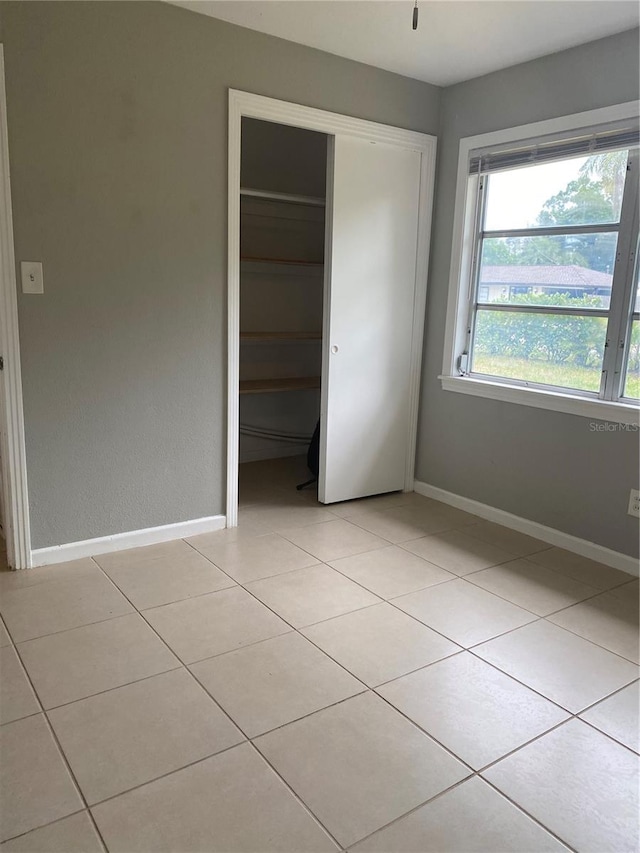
[461,558,636,616]
[178,541,450,727]
[479,776,581,853]
[27,664,184,715]
[84,740,250,810]
[1,490,637,850]
[342,515,459,545]
[185,516,557,657]
[4,569,636,736]
[206,538,640,760]
[245,741,345,852]
[181,540,385,678]
[365,624,637,754]
[273,522,396,565]
[2,612,111,852]
[184,491,638,846]
[340,702,583,852]
[384,586,541,642]
[289,551,622,696]
[326,556,459,596]
[192,669,368,742]
[220,600,509,850]
[182,540,557,826]
[7,555,623,666]
[462,572,600,619]
[294,537,638,668]
[5,526,636,747]
[0,808,99,848]
[8,608,139,648]
[4,514,634,664]
[85,556,257,741]
[577,711,640,756]
[539,617,639,665]
[369,641,634,847]
[575,675,640,716]
[379,586,635,709]
[427,571,640,664]
[83,553,347,851]
[181,537,382,700]
[1,663,611,853]
[3,614,110,852]
[178,537,511,847]
[182,535,326,586]
[396,539,639,590]
[345,758,580,853]
[369,659,629,793]
[463,644,640,751]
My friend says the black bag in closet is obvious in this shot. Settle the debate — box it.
[296,419,320,491]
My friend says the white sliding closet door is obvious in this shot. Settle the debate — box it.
[319,135,422,504]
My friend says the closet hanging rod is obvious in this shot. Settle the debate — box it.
[240,187,326,207]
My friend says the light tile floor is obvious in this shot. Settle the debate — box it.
[0,455,638,852]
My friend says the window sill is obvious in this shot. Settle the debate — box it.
[440,375,640,426]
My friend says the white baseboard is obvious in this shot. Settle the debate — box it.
[30,515,227,568]
[414,480,639,577]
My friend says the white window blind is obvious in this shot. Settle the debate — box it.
[469,120,640,174]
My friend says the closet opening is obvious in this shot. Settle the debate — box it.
[238,118,329,507]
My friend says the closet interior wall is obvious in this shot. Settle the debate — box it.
[239,119,328,465]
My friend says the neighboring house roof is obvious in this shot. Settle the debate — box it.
[480,265,613,288]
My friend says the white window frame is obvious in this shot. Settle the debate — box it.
[441,101,640,426]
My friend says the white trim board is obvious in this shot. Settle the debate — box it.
[0,45,31,569]
[30,515,226,568]
[414,479,639,577]
[227,88,436,527]
[441,376,640,426]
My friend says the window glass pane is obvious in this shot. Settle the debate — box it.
[624,320,640,399]
[484,150,628,231]
[623,252,639,398]
[478,234,617,309]
[471,310,607,392]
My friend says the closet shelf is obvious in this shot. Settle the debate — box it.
[239,377,321,394]
[241,187,325,207]
[241,332,321,343]
[240,256,323,267]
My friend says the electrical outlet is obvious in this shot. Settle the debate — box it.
[628,489,640,519]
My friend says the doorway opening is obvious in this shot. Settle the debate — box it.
[238,118,328,510]
[227,90,436,529]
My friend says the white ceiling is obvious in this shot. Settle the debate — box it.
[171,0,639,86]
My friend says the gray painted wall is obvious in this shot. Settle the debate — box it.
[416,28,640,557]
[0,1,440,548]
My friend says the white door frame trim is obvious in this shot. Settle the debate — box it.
[227,89,437,526]
[0,45,31,569]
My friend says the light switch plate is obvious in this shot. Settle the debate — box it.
[21,261,44,294]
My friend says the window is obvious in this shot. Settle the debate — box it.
[443,105,640,423]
